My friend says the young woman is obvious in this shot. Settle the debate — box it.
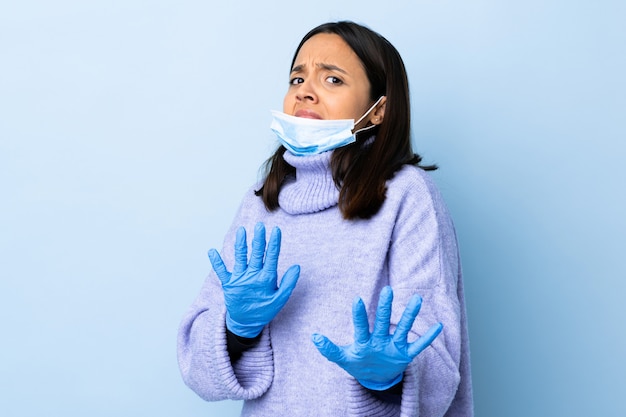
[178,21,473,416]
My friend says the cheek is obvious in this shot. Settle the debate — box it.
[330,92,368,119]
[282,93,293,113]
[336,98,367,120]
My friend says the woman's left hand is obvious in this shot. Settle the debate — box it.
[312,286,443,391]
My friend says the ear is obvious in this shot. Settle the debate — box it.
[369,96,387,125]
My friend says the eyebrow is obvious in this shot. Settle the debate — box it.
[290,63,348,75]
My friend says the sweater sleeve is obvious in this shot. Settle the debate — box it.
[348,168,473,417]
[176,188,276,402]
[176,273,275,401]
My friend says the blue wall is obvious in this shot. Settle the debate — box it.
[1,1,624,416]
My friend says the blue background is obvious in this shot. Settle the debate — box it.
[1,1,624,416]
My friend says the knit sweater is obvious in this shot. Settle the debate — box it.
[177,150,473,416]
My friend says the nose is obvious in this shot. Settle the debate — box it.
[295,80,318,103]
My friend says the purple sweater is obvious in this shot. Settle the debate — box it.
[177,150,473,416]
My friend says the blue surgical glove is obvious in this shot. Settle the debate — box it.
[312,286,443,391]
[208,222,300,338]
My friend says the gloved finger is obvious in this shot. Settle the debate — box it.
[263,226,282,275]
[392,294,422,346]
[407,322,443,358]
[372,286,393,339]
[273,264,300,305]
[208,249,231,285]
[352,297,370,344]
[232,226,249,274]
[248,222,266,271]
[312,333,346,365]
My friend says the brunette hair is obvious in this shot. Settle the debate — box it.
[256,21,436,219]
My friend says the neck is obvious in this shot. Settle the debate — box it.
[278,150,339,214]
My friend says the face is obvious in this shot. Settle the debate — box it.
[283,33,379,126]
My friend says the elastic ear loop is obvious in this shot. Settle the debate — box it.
[353,96,385,127]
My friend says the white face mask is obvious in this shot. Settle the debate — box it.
[270,96,384,156]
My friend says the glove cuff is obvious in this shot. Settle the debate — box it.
[357,373,404,391]
[225,313,265,339]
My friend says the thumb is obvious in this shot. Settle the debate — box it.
[208,249,231,285]
[312,333,345,364]
[407,322,444,358]
[274,265,300,303]
[280,264,300,290]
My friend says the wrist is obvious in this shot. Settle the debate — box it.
[357,372,403,391]
[226,313,265,338]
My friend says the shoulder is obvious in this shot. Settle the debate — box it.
[385,165,446,211]
[383,165,461,291]
[384,165,457,238]
[230,183,269,221]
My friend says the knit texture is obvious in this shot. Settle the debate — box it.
[178,150,473,416]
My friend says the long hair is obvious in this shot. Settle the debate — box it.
[256,21,436,219]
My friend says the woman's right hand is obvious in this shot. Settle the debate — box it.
[208,222,301,338]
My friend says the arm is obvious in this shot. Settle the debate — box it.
[177,222,300,401]
[177,295,274,401]
[383,172,472,417]
[315,170,472,416]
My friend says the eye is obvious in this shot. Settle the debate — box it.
[290,77,304,85]
[325,76,343,85]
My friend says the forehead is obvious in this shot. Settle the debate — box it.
[293,33,364,71]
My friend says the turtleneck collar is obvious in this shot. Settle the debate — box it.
[278,150,339,215]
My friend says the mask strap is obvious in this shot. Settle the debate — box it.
[354,96,385,127]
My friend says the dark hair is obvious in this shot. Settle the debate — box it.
[256,21,436,219]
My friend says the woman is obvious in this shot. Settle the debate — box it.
[178,21,473,416]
